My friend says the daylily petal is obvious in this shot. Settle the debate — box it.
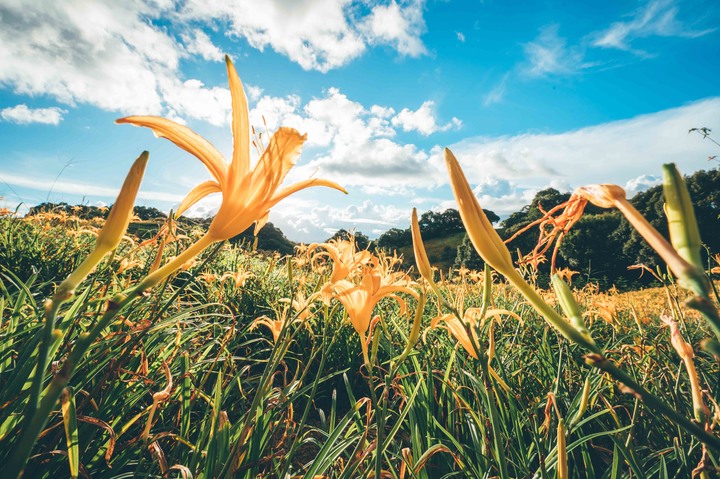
[435,314,479,360]
[225,56,251,187]
[268,178,348,211]
[254,211,269,235]
[176,180,222,217]
[243,127,307,200]
[117,115,227,187]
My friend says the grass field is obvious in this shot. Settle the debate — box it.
[1,201,719,479]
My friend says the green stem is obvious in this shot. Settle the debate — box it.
[478,347,510,478]
[225,316,294,476]
[687,296,720,343]
[24,298,61,425]
[505,268,600,354]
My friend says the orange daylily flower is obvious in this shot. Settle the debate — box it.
[429,296,520,391]
[430,305,522,360]
[251,316,285,344]
[308,237,373,284]
[118,56,346,291]
[332,266,418,366]
[220,270,254,289]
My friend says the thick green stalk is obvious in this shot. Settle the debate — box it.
[24,298,62,424]
[504,268,600,354]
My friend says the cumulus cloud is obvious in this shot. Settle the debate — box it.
[359,0,428,57]
[0,0,429,125]
[180,0,428,72]
[624,174,661,197]
[245,88,452,192]
[270,197,411,242]
[593,0,715,53]
[0,0,232,123]
[181,28,224,61]
[1,104,67,125]
[391,101,462,135]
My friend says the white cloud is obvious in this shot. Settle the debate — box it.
[0,170,185,203]
[160,78,230,126]
[456,31,466,43]
[624,174,662,197]
[448,97,720,216]
[270,197,411,242]
[359,0,428,57]
[391,101,461,135]
[483,73,510,106]
[180,0,428,73]
[181,28,223,61]
[0,0,231,123]
[0,0,429,127]
[593,0,715,53]
[246,85,264,102]
[522,24,589,77]
[242,87,448,192]
[0,104,67,125]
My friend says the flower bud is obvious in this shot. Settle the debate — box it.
[551,274,595,347]
[662,163,703,271]
[55,152,148,301]
[444,148,514,277]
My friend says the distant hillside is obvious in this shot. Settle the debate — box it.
[26,202,297,256]
[394,232,466,273]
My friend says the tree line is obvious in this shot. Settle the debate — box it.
[24,166,720,289]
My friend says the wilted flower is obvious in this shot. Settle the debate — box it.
[575,183,708,297]
[661,315,709,424]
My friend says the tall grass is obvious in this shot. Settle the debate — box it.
[1,194,719,478]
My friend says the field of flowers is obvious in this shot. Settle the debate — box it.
[1,57,720,479]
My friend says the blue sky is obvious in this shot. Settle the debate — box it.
[0,0,719,242]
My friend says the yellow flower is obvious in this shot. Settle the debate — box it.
[410,207,442,297]
[430,306,521,360]
[220,270,254,289]
[118,56,346,291]
[332,267,417,366]
[308,237,372,284]
[252,316,285,344]
[444,149,515,278]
